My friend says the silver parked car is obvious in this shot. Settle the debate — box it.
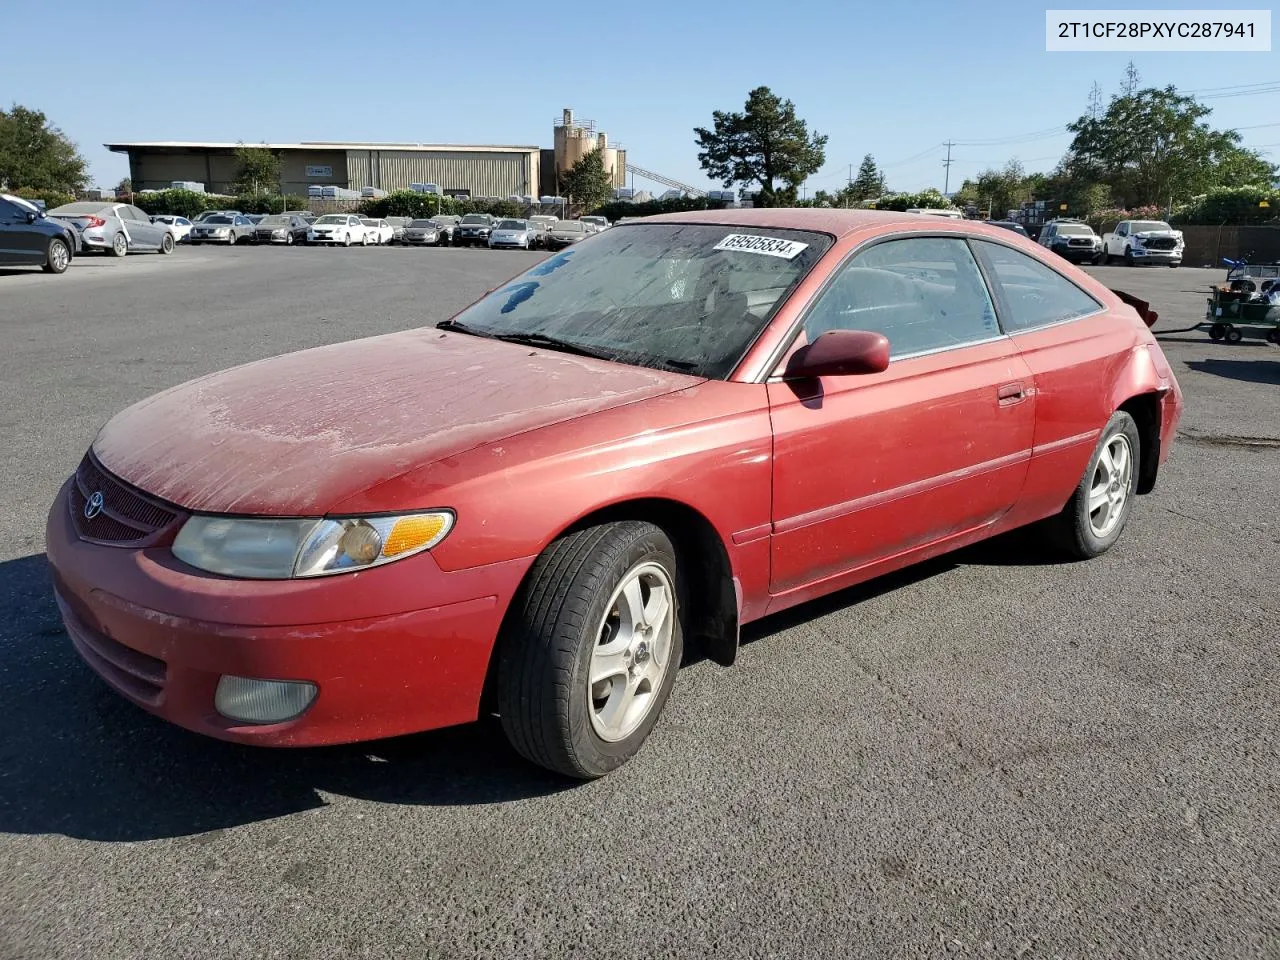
[402,219,444,245]
[48,201,177,257]
[488,218,537,250]
[385,216,410,243]
[189,214,255,245]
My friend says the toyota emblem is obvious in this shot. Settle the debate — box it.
[83,491,105,520]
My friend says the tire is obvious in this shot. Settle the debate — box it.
[42,237,70,274]
[1226,327,1244,344]
[285,232,294,246]
[110,232,128,258]
[1123,246,1134,266]
[497,520,684,779]
[1045,411,1140,560]
[1209,322,1227,341]
[1265,329,1279,344]
[228,233,237,246]
[343,233,351,247]
[1169,262,1179,268]
[159,233,174,255]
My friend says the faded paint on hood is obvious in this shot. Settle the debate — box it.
[92,329,699,516]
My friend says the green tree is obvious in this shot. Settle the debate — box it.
[850,153,886,200]
[231,143,281,194]
[559,148,613,210]
[115,176,132,196]
[694,86,828,204]
[1213,145,1276,188]
[1064,86,1250,207]
[0,105,89,193]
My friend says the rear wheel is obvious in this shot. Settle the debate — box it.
[1209,322,1228,341]
[110,232,128,257]
[1044,411,1140,560]
[498,521,683,779]
[159,233,174,255]
[1226,327,1244,343]
[42,237,70,274]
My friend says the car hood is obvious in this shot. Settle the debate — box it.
[1132,230,1180,239]
[91,328,699,515]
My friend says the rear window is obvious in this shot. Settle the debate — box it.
[974,240,1103,333]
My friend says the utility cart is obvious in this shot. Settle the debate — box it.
[1204,258,1280,344]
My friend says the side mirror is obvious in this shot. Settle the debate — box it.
[26,211,38,224]
[783,329,891,379]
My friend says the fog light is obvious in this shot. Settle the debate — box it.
[215,676,317,724]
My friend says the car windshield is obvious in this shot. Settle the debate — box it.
[1056,224,1092,236]
[442,223,832,379]
[314,215,347,225]
[498,220,525,230]
[360,219,377,226]
[409,220,436,228]
[258,215,288,225]
[204,216,233,224]
[553,221,585,232]
[461,215,489,224]
[1130,221,1171,233]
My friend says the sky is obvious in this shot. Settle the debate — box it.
[3,0,1277,196]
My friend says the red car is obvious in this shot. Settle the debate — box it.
[46,210,1182,779]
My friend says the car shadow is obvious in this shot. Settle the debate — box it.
[1185,358,1280,385]
[0,553,572,842]
[738,525,1063,646]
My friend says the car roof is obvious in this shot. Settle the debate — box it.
[639,208,1024,241]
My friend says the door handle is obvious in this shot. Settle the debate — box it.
[997,382,1026,404]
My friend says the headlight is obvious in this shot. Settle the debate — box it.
[272,229,286,237]
[172,511,454,579]
[213,228,229,236]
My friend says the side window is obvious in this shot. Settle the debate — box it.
[1116,223,1128,236]
[0,198,19,220]
[802,237,1000,358]
[974,240,1103,333]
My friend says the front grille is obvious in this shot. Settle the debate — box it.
[57,591,167,705]
[1144,237,1176,250]
[1067,238,1093,247]
[69,452,179,546]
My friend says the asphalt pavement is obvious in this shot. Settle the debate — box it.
[0,246,1277,960]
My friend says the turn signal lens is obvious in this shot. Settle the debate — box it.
[384,514,449,557]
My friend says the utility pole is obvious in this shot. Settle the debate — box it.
[846,163,853,208]
[942,141,955,195]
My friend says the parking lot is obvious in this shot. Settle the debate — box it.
[1,247,1277,959]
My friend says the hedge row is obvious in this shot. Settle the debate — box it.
[9,187,77,210]
[129,190,313,218]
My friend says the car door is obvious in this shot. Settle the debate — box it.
[1111,222,1128,255]
[766,235,1036,595]
[129,206,164,248]
[969,239,1124,521]
[1038,223,1055,249]
[0,197,44,265]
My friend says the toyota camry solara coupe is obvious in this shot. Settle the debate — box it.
[46,210,1182,779]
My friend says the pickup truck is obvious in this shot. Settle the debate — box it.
[1100,219,1184,267]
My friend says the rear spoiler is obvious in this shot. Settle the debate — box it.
[1111,288,1158,328]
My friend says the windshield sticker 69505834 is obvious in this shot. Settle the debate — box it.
[713,233,809,260]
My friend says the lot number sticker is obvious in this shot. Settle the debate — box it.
[713,233,809,259]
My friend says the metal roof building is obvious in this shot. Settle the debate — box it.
[105,141,543,198]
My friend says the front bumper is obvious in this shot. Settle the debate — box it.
[1130,246,1181,261]
[46,479,530,746]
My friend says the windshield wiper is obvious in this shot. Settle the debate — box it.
[435,319,494,338]
[491,331,616,361]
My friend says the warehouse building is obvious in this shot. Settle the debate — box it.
[106,141,544,198]
[107,109,629,200]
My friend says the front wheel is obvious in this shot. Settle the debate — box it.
[1209,322,1228,341]
[1044,411,1140,560]
[1123,246,1134,266]
[159,233,174,255]
[1226,327,1244,343]
[498,521,683,779]
[285,232,295,246]
[43,237,70,273]
[343,233,351,247]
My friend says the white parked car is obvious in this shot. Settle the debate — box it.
[579,215,610,232]
[1100,219,1184,267]
[150,214,193,242]
[360,218,395,245]
[308,214,370,247]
